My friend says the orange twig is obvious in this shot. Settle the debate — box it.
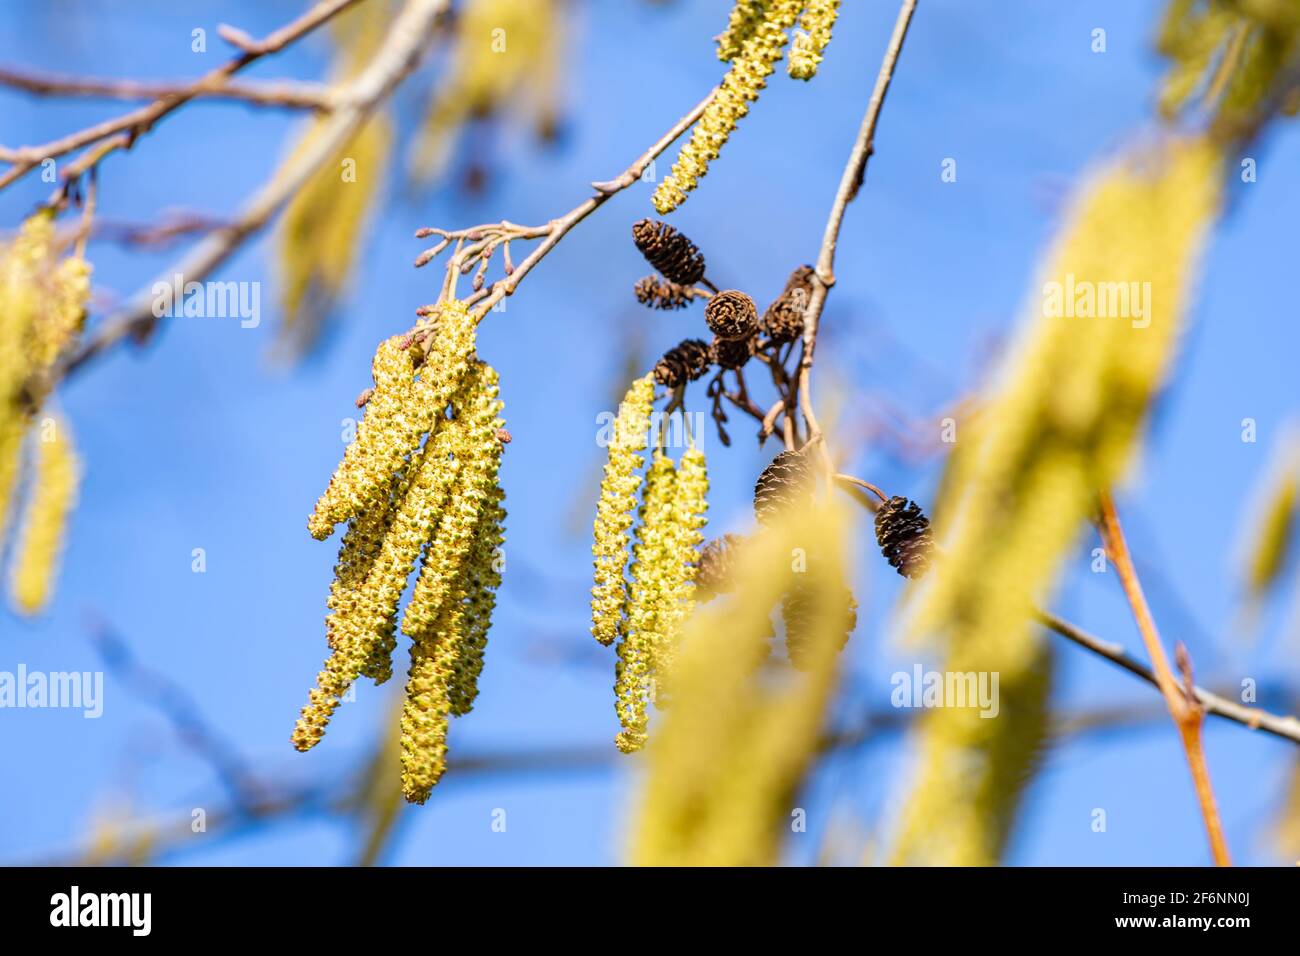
[1098,490,1232,866]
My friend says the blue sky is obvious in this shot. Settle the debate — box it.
[2,0,1298,865]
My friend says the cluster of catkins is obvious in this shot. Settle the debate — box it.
[653,0,841,213]
[293,299,507,804]
[630,218,814,390]
[0,211,89,616]
[590,373,710,752]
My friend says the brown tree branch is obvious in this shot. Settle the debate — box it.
[57,0,450,379]
[0,0,363,192]
[0,66,334,111]
[797,0,918,477]
[1098,491,1233,866]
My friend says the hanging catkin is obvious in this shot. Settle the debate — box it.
[308,301,476,540]
[590,373,655,646]
[294,300,509,804]
[613,443,708,752]
[653,0,805,213]
[9,417,80,615]
[788,0,840,80]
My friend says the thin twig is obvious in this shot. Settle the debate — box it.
[833,474,1300,747]
[58,0,449,379]
[0,0,363,192]
[1098,491,1233,866]
[411,86,720,327]
[796,0,918,478]
[0,66,333,111]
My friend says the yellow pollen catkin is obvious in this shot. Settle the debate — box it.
[590,373,655,646]
[717,0,771,62]
[652,0,805,214]
[788,0,839,80]
[10,417,80,615]
[276,2,393,360]
[401,362,504,639]
[447,490,506,717]
[616,451,679,753]
[308,301,477,539]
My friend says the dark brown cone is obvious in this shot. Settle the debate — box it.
[695,533,744,601]
[653,338,712,388]
[874,495,934,578]
[763,265,815,344]
[632,219,707,286]
[705,290,759,341]
[753,450,814,527]
[709,332,755,370]
[781,578,857,671]
[634,275,698,310]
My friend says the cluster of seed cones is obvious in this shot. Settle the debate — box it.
[630,218,816,391]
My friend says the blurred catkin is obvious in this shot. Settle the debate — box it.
[9,417,80,615]
[409,0,562,184]
[590,373,655,646]
[276,2,392,360]
[907,138,1222,683]
[629,501,850,865]
[888,644,1055,866]
[1157,0,1300,138]
[0,211,91,615]
[789,0,840,80]
[1238,431,1300,600]
[652,0,806,213]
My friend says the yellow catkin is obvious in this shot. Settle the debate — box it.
[446,489,506,717]
[888,645,1055,866]
[308,301,477,538]
[10,417,80,615]
[616,452,678,753]
[656,443,708,700]
[614,443,708,752]
[276,0,392,357]
[409,0,561,183]
[628,501,851,866]
[908,138,1222,681]
[0,212,90,549]
[788,0,839,79]
[652,0,805,214]
[590,373,655,646]
[1157,0,1300,134]
[398,623,460,802]
[717,0,771,61]
[402,361,505,639]
[1239,432,1300,598]
[276,114,393,360]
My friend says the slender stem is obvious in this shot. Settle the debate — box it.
[797,0,917,477]
[0,66,333,111]
[1098,491,1233,866]
[0,0,363,192]
[58,0,449,379]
